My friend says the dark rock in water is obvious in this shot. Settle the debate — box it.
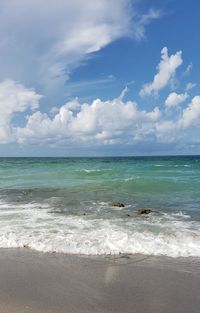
[126,214,130,217]
[111,201,125,208]
[138,208,152,215]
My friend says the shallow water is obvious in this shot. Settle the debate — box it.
[0,156,200,257]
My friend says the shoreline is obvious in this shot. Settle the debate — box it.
[0,248,200,313]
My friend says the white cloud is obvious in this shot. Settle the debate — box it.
[0,79,200,153]
[165,92,188,108]
[178,96,200,129]
[156,120,176,133]
[131,8,161,40]
[0,0,160,95]
[156,95,200,135]
[186,82,197,91]
[139,47,183,97]
[183,62,192,76]
[0,80,42,142]
[15,96,161,145]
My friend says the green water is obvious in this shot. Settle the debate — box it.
[0,156,199,215]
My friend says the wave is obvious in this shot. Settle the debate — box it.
[78,168,113,173]
[79,169,102,173]
[0,200,200,257]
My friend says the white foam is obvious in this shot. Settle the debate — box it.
[0,200,200,257]
[171,211,191,219]
[79,169,102,173]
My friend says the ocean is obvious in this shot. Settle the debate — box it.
[0,156,199,257]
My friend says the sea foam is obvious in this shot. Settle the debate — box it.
[0,200,200,257]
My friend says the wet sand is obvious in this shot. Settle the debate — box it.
[0,248,199,313]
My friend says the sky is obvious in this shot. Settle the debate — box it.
[0,0,200,156]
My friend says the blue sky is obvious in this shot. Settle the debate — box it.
[0,0,199,156]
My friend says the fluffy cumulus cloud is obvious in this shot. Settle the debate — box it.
[140,47,183,97]
[157,96,200,133]
[0,78,200,152]
[178,96,200,129]
[165,92,188,108]
[0,0,159,93]
[0,78,163,147]
[15,96,161,145]
[0,80,42,143]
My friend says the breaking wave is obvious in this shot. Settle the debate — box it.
[0,200,200,258]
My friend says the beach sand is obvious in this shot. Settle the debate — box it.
[0,249,199,313]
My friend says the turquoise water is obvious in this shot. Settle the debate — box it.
[0,156,200,257]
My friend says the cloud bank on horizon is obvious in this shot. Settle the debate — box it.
[0,0,199,155]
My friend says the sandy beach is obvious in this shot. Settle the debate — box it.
[0,249,199,313]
